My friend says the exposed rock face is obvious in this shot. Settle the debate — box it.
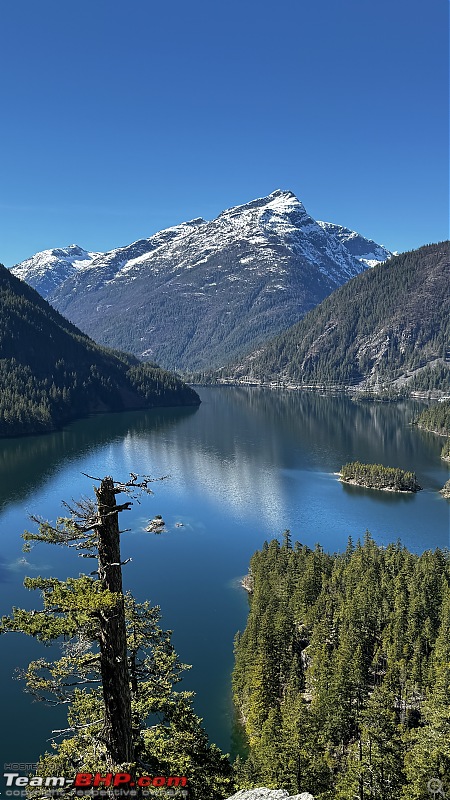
[316,220,392,267]
[220,242,449,392]
[240,574,254,592]
[226,790,315,800]
[11,191,391,372]
[440,479,450,498]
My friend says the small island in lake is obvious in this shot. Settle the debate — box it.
[340,461,422,492]
[145,515,167,533]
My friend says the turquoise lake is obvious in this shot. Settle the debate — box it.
[0,387,448,765]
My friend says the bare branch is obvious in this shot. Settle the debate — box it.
[115,502,133,512]
[49,718,104,739]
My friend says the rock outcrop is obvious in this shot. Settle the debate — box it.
[226,789,315,800]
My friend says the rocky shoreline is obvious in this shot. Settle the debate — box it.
[214,378,449,401]
[440,480,450,499]
[226,790,315,800]
[339,475,421,493]
[240,574,254,593]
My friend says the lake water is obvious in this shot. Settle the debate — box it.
[0,387,448,765]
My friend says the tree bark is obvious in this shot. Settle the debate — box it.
[95,477,133,766]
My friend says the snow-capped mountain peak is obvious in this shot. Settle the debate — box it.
[12,244,101,297]
[10,191,393,371]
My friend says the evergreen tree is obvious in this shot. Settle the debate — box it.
[336,687,405,799]
[402,581,450,799]
[0,475,232,800]
[232,535,450,798]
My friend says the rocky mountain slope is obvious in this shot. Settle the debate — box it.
[218,242,449,393]
[11,191,391,372]
[316,220,394,267]
[11,244,100,297]
[0,262,199,436]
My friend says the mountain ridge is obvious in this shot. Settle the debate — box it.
[0,262,200,437]
[214,241,449,394]
[11,191,392,372]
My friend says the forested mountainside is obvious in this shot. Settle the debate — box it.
[218,242,449,393]
[11,191,391,371]
[233,534,450,799]
[0,263,199,436]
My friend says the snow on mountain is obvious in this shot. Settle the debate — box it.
[316,220,391,268]
[11,191,393,371]
[11,244,101,298]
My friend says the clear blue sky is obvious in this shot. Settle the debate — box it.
[1,0,448,266]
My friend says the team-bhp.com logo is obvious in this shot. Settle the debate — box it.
[3,772,188,797]
[74,775,187,790]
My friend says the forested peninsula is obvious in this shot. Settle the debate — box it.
[340,461,421,492]
[0,263,199,437]
[415,401,450,461]
[232,533,450,799]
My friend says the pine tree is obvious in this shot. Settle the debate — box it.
[282,529,292,550]
[402,580,450,800]
[232,534,450,796]
[0,474,233,799]
[336,687,405,800]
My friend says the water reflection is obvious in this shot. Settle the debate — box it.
[0,387,447,765]
[0,406,199,510]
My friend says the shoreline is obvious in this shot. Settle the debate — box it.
[194,380,449,401]
[416,423,450,438]
[338,475,420,493]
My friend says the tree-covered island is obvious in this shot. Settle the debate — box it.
[340,461,421,492]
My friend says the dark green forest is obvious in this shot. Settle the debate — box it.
[219,242,449,392]
[232,533,450,799]
[340,462,421,492]
[0,263,199,436]
[416,401,450,435]
[416,401,450,460]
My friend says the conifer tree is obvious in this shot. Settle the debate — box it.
[402,581,450,800]
[0,474,233,799]
[232,534,450,797]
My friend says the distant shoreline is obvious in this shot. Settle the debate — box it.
[192,381,449,401]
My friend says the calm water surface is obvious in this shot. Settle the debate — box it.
[0,388,448,763]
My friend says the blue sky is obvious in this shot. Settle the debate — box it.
[1,0,448,265]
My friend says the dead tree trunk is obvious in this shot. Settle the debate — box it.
[95,476,133,766]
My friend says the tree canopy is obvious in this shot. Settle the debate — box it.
[232,533,450,799]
